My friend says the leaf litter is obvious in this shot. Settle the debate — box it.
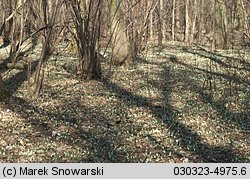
[0,42,249,162]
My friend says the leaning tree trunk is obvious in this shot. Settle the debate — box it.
[27,0,63,98]
[110,0,130,65]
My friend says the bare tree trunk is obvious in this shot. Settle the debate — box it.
[211,0,216,51]
[160,0,166,41]
[156,1,163,47]
[30,30,52,97]
[190,0,197,44]
[240,0,250,39]
[149,4,154,42]
[28,0,63,98]
[4,0,13,40]
[70,0,102,79]
[184,0,190,44]
[172,0,176,41]
[197,0,204,44]
[221,0,228,49]
[175,0,180,30]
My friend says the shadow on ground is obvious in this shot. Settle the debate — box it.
[1,46,249,162]
[101,63,248,162]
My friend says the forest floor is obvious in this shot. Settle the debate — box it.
[0,42,250,162]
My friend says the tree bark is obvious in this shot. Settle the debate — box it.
[197,0,204,44]
[175,0,180,30]
[190,0,197,44]
[184,0,190,44]
[149,3,154,41]
[70,0,102,79]
[156,1,163,47]
[220,0,228,49]
[172,0,176,41]
[160,0,166,41]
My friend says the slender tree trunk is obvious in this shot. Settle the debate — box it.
[184,0,190,44]
[31,31,52,97]
[156,1,163,47]
[149,3,154,42]
[172,0,175,41]
[69,0,102,79]
[175,0,180,30]
[240,0,249,38]
[220,0,228,49]
[28,0,62,98]
[160,0,166,41]
[197,0,204,44]
[4,0,13,40]
[211,0,216,51]
[190,0,197,44]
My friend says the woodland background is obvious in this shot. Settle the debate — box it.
[0,0,249,162]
